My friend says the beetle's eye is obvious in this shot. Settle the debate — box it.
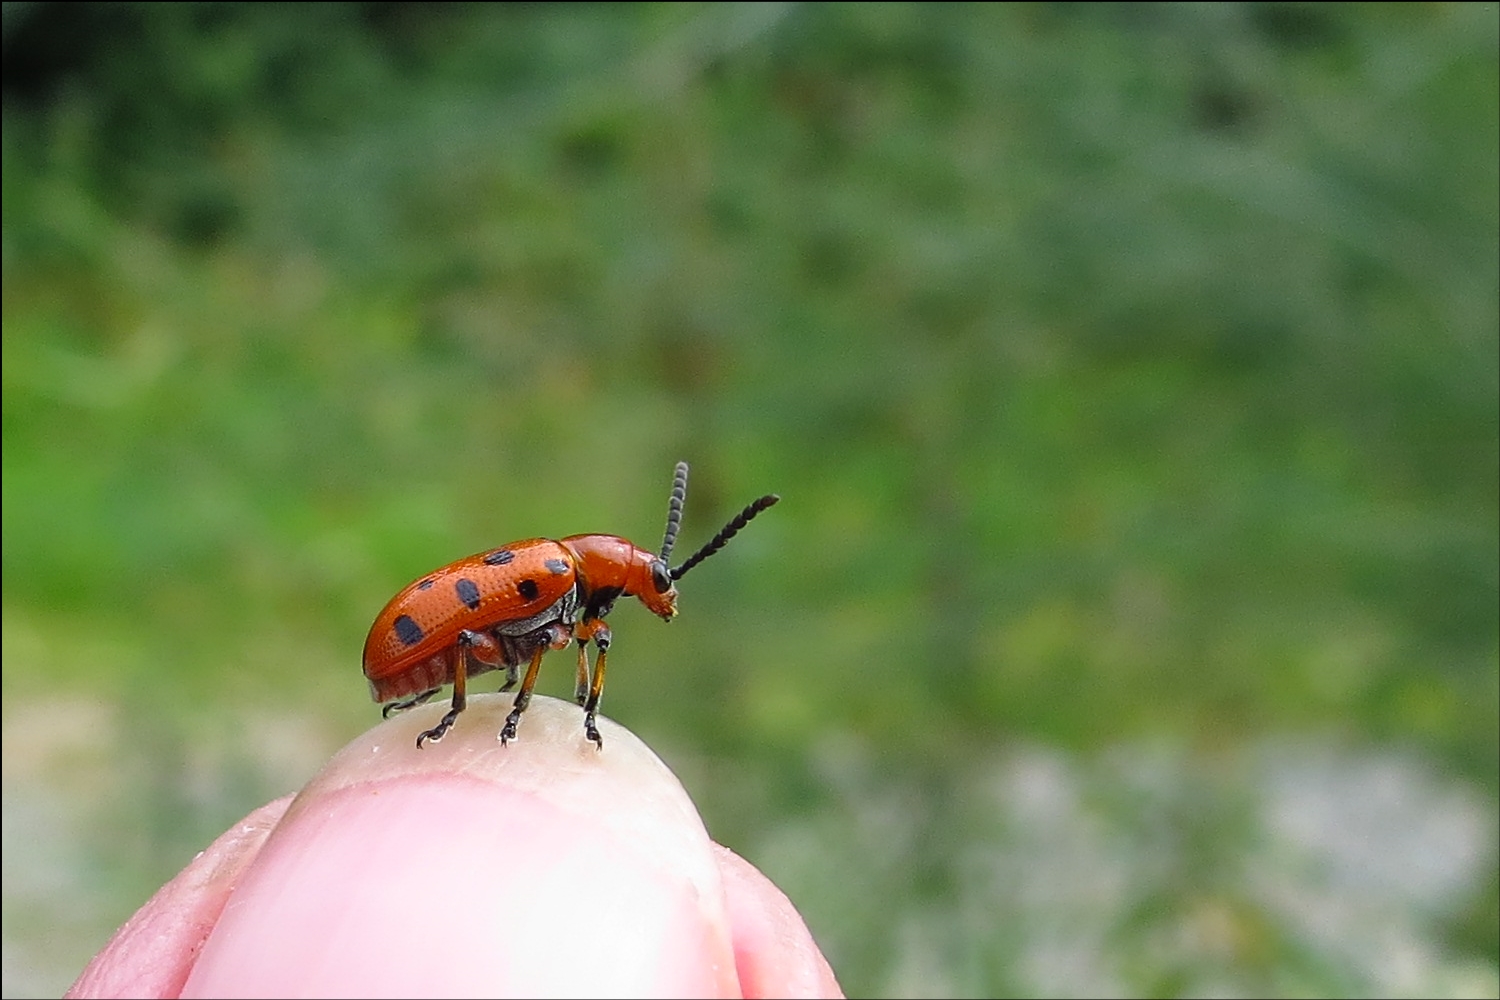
[651,561,672,593]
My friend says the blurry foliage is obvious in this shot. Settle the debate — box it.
[2,2,1496,996]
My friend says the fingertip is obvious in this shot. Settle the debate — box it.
[300,694,720,890]
[179,696,740,998]
[69,697,837,1000]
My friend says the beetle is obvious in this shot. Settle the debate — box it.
[363,462,778,749]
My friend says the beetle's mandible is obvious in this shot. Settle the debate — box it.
[362,462,778,749]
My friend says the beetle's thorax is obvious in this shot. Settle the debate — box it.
[560,534,678,619]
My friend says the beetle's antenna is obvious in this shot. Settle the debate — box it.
[659,461,690,562]
[671,494,779,581]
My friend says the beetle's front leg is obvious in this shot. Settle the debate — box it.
[581,623,612,750]
[574,639,591,706]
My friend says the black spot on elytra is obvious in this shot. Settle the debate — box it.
[483,549,515,566]
[394,614,424,646]
[417,578,435,590]
[545,558,569,575]
[455,578,481,611]
[518,579,540,601]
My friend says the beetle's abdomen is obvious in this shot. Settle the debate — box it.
[367,651,452,704]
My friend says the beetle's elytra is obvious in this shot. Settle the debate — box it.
[362,462,778,749]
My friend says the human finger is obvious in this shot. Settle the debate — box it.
[178,694,742,998]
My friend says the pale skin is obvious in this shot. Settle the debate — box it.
[67,694,843,999]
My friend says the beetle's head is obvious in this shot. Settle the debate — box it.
[570,463,777,623]
[634,552,679,621]
[561,534,678,620]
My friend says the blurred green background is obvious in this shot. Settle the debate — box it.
[2,3,1496,996]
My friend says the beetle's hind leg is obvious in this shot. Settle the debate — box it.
[382,688,439,718]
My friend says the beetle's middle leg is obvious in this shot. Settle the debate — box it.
[499,623,571,745]
[416,629,482,747]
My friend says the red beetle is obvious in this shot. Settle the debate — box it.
[363,462,778,749]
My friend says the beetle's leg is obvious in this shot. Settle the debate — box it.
[499,624,569,745]
[473,630,519,693]
[500,647,546,745]
[382,688,439,718]
[581,623,612,751]
[457,630,512,692]
[416,630,477,747]
[574,639,591,706]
